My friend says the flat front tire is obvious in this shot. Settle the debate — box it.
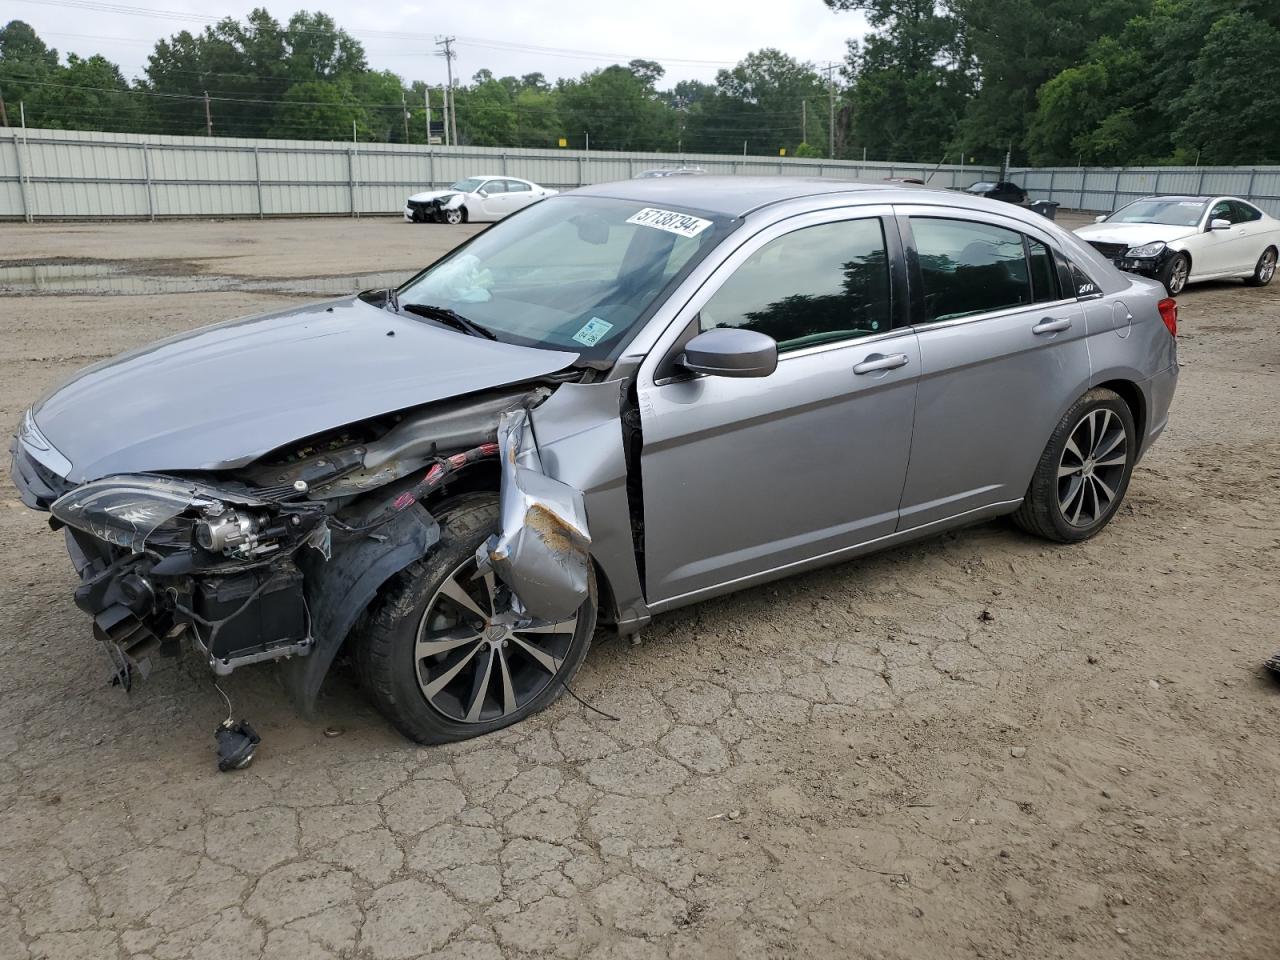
[1013,388,1136,543]
[355,494,595,744]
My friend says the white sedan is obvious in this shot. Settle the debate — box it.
[1074,195,1279,295]
[404,176,557,225]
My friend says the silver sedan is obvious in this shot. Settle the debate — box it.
[12,178,1178,745]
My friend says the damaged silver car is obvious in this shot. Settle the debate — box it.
[10,178,1178,744]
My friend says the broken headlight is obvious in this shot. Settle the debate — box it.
[51,476,221,553]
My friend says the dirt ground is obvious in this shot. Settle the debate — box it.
[1,214,1278,960]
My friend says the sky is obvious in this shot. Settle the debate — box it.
[9,0,868,89]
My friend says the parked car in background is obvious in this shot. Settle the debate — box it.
[633,166,707,178]
[962,180,1027,204]
[404,176,556,224]
[1074,195,1279,295]
[12,178,1177,745]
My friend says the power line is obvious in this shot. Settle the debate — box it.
[12,0,741,66]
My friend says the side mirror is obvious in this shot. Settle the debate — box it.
[477,189,489,198]
[679,328,778,378]
[1094,214,1107,223]
[1209,218,1230,231]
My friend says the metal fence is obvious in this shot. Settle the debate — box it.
[1010,165,1280,218]
[2,127,1001,222]
[5,127,1279,222]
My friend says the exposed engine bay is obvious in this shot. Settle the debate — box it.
[36,379,622,707]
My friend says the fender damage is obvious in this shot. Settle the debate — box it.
[16,376,643,715]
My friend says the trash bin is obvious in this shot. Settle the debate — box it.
[1030,200,1060,220]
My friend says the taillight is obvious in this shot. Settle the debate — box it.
[1157,298,1177,337]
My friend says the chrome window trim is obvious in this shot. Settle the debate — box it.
[778,324,915,360]
[906,296,1080,335]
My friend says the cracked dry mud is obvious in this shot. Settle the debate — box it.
[1,216,1278,960]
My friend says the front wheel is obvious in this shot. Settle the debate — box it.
[1012,388,1136,543]
[1244,247,1277,287]
[443,207,464,225]
[1158,252,1190,296]
[355,494,595,744]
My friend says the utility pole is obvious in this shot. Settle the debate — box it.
[801,100,806,145]
[203,90,212,136]
[435,37,458,146]
[401,91,409,143]
[823,62,836,158]
[0,86,8,127]
[424,87,431,142]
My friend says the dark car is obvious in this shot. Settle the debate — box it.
[963,180,1027,204]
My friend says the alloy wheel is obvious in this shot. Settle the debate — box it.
[415,557,578,723]
[1168,257,1189,295]
[1259,250,1277,284]
[445,209,463,225]
[1057,408,1128,528]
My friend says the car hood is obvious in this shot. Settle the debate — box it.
[408,189,462,203]
[1074,222,1198,246]
[32,297,578,483]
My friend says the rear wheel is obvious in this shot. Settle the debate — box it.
[1244,247,1277,287]
[356,494,595,744]
[1013,388,1136,543]
[1158,252,1190,296]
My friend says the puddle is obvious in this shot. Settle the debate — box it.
[0,260,415,297]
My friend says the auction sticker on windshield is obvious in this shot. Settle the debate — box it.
[572,317,614,346]
[626,207,712,238]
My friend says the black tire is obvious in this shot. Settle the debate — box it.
[443,207,465,225]
[1157,251,1190,296]
[1012,388,1136,544]
[355,493,595,744]
[1243,246,1277,287]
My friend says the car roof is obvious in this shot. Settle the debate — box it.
[572,176,899,218]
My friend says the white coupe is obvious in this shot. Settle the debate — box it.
[1074,195,1279,295]
[403,176,557,225]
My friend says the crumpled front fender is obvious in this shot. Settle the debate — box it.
[280,500,440,716]
[478,408,592,622]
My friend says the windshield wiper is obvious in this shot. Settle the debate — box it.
[400,303,498,340]
[384,287,400,314]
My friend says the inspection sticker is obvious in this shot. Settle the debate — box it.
[625,207,712,238]
[572,316,614,346]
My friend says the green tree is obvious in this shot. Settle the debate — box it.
[556,63,674,150]
[824,3,968,161]
[1177,10,1280,163]
[950,0,1147,162]
[686,49,826,155]
[0,19,60,116]
[35,54,142,131]
[271,80,359,139]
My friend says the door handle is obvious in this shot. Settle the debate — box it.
[853,353,910,375]
[1032,317,1071,335]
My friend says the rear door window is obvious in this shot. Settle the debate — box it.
[910,218,1032,322]
[1028,238,1060,303]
